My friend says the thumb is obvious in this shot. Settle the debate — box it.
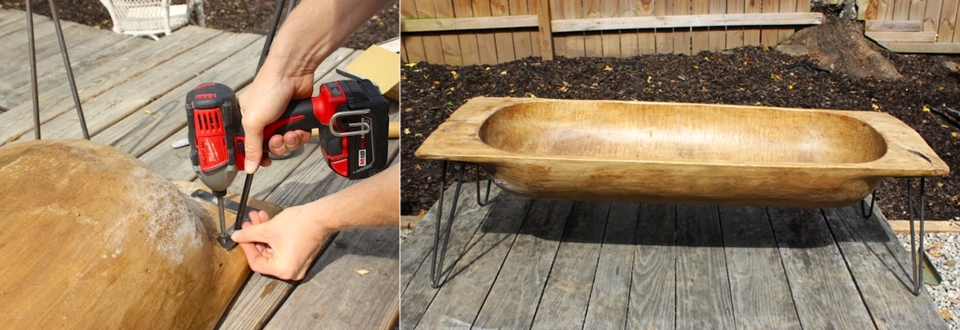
[231,223,270,244]
[241,117,263,174]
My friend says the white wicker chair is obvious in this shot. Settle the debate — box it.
[99,0,205,40]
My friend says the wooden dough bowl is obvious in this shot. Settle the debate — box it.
[0,140,277,329]
[416,97,950,208]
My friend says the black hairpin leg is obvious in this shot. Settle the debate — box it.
[47,0,88,139]
[860,189,876,219]
[26,0,90,140]
[430,161,464,288]
[476,165,496,207]
[908,177,926,296]
[430,161,497,288]
[26,0,40,140]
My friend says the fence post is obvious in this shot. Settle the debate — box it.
[537,0,555,60]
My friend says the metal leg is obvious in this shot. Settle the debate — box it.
[860,189,876,219]
[258,0,288,72]
[431,161,466,288]
[47,0,88,139]
[476,164,496,207]
[26,1,40,140]
[908,177,926,296]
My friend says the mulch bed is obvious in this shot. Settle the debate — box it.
[401,45,960,220]
[0,0,398,49]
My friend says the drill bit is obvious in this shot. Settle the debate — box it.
[214,191,237,250]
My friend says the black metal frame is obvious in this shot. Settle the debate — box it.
[429,161,496,288]
[26,0,89,140]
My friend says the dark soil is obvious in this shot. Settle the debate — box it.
[0,0,399,49]
[401,37,960,220]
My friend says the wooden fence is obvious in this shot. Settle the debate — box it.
[400,0,822,65]
[859,0,960,52]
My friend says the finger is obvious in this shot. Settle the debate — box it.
[268,135,286,156]
[230,222,269,243]
[257,210,272,223]
[282,131,302,151]
[247,256,276,276]
[236,236,262,264]
[248,210,265,225]
[241,117,264,174]
[297,131,311,145]
[239,216,270,255]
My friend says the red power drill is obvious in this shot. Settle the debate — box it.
[185,79,390,247]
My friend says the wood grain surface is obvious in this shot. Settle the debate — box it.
[0,140,277,329]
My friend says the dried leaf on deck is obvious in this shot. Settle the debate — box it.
[940,309,952,321]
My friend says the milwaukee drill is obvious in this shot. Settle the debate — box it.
[185,79,390,248]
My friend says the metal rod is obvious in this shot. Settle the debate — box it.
[907,177,927,296]
[229,0,285,245]
[431,161,466,288]
[908,178,917,295]
[917,177,926,295]
[430,161,447,288]
[26,0,40,140]
[257,0,288,72]
[286,0,298,18]
[47,0,88,139]
[233,174,254,231]
[476,165,495,206]
[861,189,876,218]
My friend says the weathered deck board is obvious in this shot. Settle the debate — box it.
[266,227,400,330]
[767,207,875,329]
[675,205,736,329]
[0,22,124,110]
[137,125,197,181]
[824,206,947,330]
[530,201,611,330]
[0,10,29,37]
[399,179,503,294]
[719,206,801,329]
[93,39,262,154]
[258,137,401,330]
[216,102,399,330]
[26,32,261,141]
[400,181,501,328]
[583,203,639,329]
[403,192,948,329]
[472,199,574,329]
[214,133,398,330]
[415,193,534,328]
[0,26,223,146]
[0,14,63,74]
[626,204,677,330]
[0,32,147,111]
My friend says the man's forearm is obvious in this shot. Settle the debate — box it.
[304,163,400,231]
[260,0,392,82]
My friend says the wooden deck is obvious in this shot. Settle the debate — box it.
[401,182,948,329]
[0,10,399,329]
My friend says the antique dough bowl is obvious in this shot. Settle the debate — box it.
[416,97,949,208]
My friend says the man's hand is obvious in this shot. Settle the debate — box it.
[230,206,332,280]
[229,164,399,280]
[238,70,314,174]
